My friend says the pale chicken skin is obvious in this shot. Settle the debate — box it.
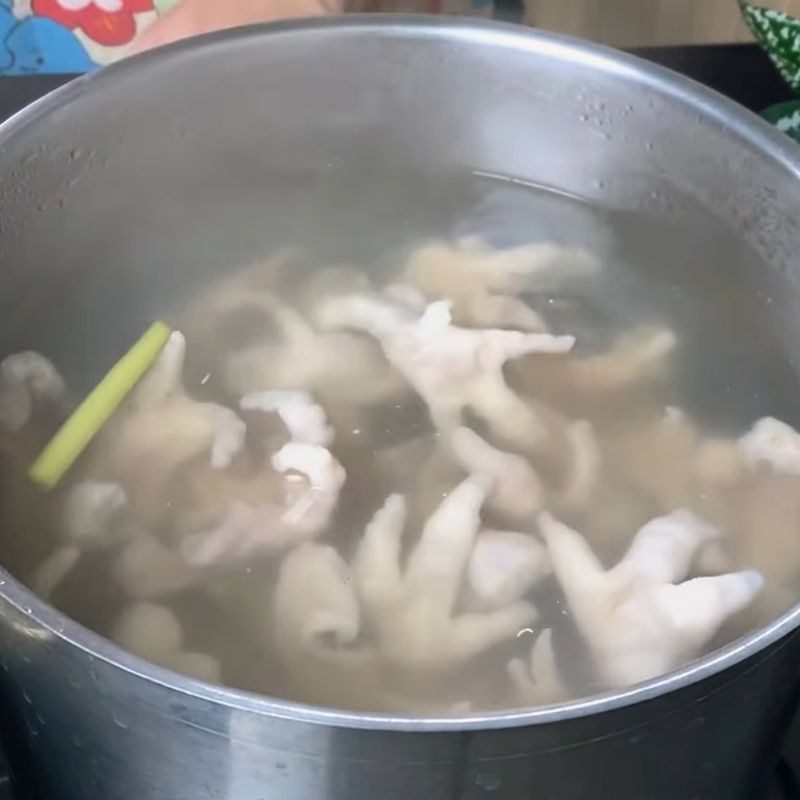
[3,239,789,714]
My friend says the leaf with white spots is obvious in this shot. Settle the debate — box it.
[740,2,800,93]
[762,99,800,143]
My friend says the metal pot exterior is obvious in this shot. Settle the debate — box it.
[2,601,800,800]
[2,18,800,800]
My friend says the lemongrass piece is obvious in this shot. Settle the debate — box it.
[28,322,172,490]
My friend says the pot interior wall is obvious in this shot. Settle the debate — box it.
[1,18,800,677]
[0,23,797,364]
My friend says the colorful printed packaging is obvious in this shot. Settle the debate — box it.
[0,0,179,74]
[0,0,494,75]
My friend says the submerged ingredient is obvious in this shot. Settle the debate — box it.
[0,237,796,714]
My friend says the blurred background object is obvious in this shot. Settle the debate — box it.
[522,0,799,47]
[2,0,796,72]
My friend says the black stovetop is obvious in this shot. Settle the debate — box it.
[0,40,798,800]
[772,759,800,799]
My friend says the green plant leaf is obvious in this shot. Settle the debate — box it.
[740,1,800,94]
[762,99,800,142]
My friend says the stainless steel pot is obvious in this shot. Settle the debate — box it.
[2,17,800,800]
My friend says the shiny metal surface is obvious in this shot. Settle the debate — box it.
[2,17,800,800]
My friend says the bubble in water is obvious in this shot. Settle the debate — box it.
[112,712,129,730]
[475,773,502,792]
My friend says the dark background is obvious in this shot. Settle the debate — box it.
[0,42,792,120]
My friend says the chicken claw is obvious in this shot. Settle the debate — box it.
[179,392,345,569]
[354,479,538,675]
[0,351,66,433]
[65,335,346,575]
[449,427,544,523]
[540,510,763,689]
[30,545,82,600]
[218,289,402,408]
[456,295,549,333]
[113,531,205,599]
[30,481,130,599]
[740,417,800,476]
[318,294,574,451]
[241,390,333,447]
[467,530,550,611]
[113,602,221,683]
[259,391,345,534]
[569,326,677,394]
[404,239,596,330]
[406,238,596,298]
[274,542,362,652]
[508,325,677,414]
[508,629,566,705]
[272,542,390,710]
[274,541,484,713]
[63,482,128,544]
[275,482,538,709]
[104,332,247,508]
[556,420,601,512]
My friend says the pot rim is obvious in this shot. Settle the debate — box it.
[2,15,800,733]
